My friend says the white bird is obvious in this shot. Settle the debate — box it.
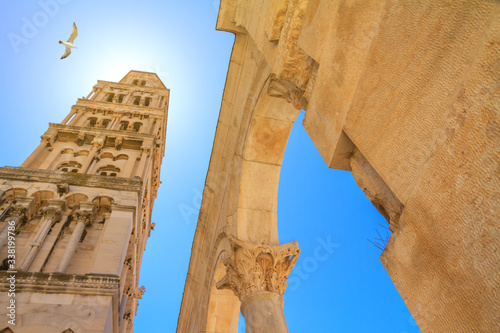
[59,22,78,59]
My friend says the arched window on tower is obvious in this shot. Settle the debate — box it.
[87,117,97,127]
[133,96,141,105]
[119,121,129,131]
[97,165,120,177]
[144,97,152,106]
[132,79,139,85]
[118,94,125,103]
[133,122,142,132]
[101,119,111,128]
[106,93,115,102]
[141,80,146,86]
[57,161,82,173]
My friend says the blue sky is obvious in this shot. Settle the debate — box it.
[0,1,420,332]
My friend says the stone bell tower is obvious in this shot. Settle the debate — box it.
[0,70,169,333]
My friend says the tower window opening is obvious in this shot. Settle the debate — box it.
[118,94,125,103]
[144,97,151,106]
[141,80,146,86]
[102,119,111,128]
[97,165,120,177]
[132,79,139,85]
[88,117,97,127]
[57,161,82,173]
[106,93,115,102]
[133,96,141,105]
[119,121,129,130]
[133,122,142,132]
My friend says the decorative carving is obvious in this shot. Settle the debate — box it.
[91,137,104,150]
[73,209,95,226]
[11,205,28,218]
[268,74,308,110]
[76,133,86,146]
[115,137,123,150]
[216,236,300,301]
[42,206,61,221]
[134,286,145,300]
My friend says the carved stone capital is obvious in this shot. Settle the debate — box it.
[42,206,62,221]
[216,236,300,301]
[267,74,308,110]
[11,205,29,218]
[74,210,94,226]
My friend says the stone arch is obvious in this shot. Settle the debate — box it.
[231,89,300,245]
[66,193,89,209]
[1,187,28,203]
[56,161,82,173]
[0,327,14,333]
[99,152,114,160]
[205,233,240,332]
[116,154,129,160]
[31,190,56,210]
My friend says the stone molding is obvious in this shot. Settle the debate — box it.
[216,236,300,302]
[0,167,143,192]
[49,123,156,140]
[0,271,120,296]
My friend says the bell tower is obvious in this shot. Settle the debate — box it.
[0,70,168,333]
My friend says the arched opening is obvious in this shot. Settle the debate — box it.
[87,117,97,127]
[144,97,152,106]
[97,165,121,177]
[66,193,89,209]
[116,154,129,161]
[106,93,115,102]
[117,94,125,103]
[101,118,111,128]
[0,327,14,333]
[133,122,142,132]
[133,96,141,105]
[119,121,129,130]
[31,190,55,210]
[56,161,82,173]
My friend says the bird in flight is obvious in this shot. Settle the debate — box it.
[59,22,78,59]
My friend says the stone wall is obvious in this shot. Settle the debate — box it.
[179,1,499,332]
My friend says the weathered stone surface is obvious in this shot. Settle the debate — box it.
[180,1,500,332]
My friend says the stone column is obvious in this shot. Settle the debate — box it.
[21,134,53,168]
[62,108,76,125]
[18,200,64,271]
[0,197,35,249]
[216,236,300,333]
[136,146,151,179]
[70,110,85,126]
[81,138,104,174]
[55,202,96,273]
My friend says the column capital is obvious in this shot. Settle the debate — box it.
[11,197,35,219]
[216,236,300,302]
[73,202,97,226]
[42,206,62,221]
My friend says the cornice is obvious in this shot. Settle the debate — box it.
[0,167,143,192]
[74,99,167,116]
[0,271,120,296]
[95,80,170,94]
[49,123,156,141]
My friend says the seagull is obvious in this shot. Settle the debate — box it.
[59,22,78,59]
